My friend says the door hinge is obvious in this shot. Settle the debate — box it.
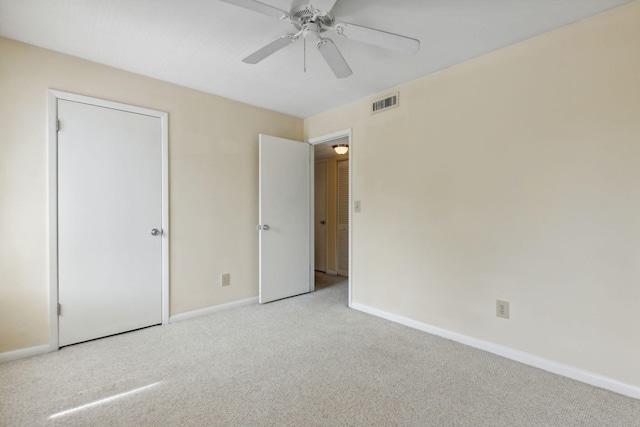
[57,303,61,316]
[56,120,60,132]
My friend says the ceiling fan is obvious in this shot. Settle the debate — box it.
[219,0,420,78]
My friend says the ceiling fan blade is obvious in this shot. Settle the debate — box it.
[309,0,340,14]
[333,22,420,55]
[243,34,298,64]
[316,38,352,79]
[219,0,290,20]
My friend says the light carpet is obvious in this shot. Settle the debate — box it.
[1,273,639,426]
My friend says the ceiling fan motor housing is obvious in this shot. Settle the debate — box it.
[290,0,334,30]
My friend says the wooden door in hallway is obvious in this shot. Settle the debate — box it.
[337,159,349,277]
[314,161,328,272]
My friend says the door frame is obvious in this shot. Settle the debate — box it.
[47,89,169,351]
[309,129,352,306]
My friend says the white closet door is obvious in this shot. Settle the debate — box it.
[57,99,162,346]
[337,160,349,277]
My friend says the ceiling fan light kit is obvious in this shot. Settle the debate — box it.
[219,0,420,78]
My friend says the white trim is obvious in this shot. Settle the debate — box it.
[169,297,259,323]
[309,144,315,293]
[309,130,351,145]
[48,89,170,352]
[49,90,169,118]
[160,109,170,325]
[47,92,59,350]
[308,129,353,306]
[0,345,53,363]
[350,302,640,400]
[347,131,352,305]
[325,270,338,276]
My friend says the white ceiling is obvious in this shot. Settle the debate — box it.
[0,0,632,118]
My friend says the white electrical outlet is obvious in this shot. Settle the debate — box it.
[496,300,510,319]
[221,273,230,287]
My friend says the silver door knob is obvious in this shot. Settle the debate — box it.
[256,224,270,231]
[151,228,161,236]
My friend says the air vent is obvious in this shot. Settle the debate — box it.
[371,93,399,114]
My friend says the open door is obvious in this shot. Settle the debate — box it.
[258,134,312,303]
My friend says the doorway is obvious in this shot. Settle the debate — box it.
[48,90,169,349]
[310,130,352,306]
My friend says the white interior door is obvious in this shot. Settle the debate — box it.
[259,134,312,304]
[57,99,162,346]
[337,160,349,277]
[314,161,327,272]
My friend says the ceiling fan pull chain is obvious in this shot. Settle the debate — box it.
[304,37,307,73]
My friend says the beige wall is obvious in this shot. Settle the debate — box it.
[305,2,640,386]
[0,37,303,353]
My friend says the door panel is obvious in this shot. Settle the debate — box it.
[58,99,162,346]
[337,160,349,277]
[259,134,311,304]
[314,161,327,272]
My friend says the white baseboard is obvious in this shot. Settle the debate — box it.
[325,270,338,276]
[2,297,260,362]
[169,296,258,323]
[0,344,53,363]
[337,269,348,277]
[350,302,640,400]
